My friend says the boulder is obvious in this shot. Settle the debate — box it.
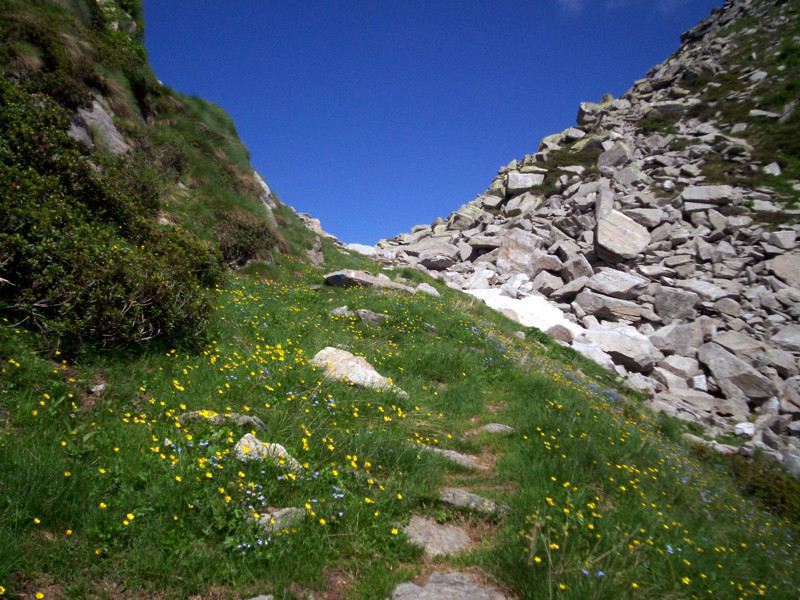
[581,325,664,372]
[507,172,545,195]
[585,268,649,300]
[180,410,266,431]
[597,141,632,169]
[649,321,704,357]
[713,331,763,361]
[773,325,800,353]
[698,343,779,406]
[439,488,508,515]
[574,289,641,322]
[768,254,800,287]
[653,287,699,322]
[531,271,564,296]
[310,347,408,398]
[324,270,415,293]
[416,283,441,297]
[234,434,303,473]
[560,255,594,282]
[680,185,736,204]
[596,210,651,261]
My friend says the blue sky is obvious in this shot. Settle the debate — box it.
[143,0,722,245]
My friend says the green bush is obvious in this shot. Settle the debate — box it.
[213,209,275,265]
[0,76,224,350]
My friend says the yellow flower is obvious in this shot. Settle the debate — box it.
[319,518,326,525]
[99,502,107,509]
[175,476,181,482]
[36,594,44,599]
[632,582,639,589]
[66,529,72,535]
[397,493,402,500]
[391,528,398,535]
[33,517,41,524]
[534,556,542,564]
[126,513,134,520]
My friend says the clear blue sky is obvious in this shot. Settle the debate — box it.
[142,0,722,245]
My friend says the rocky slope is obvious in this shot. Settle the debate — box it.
[372,0,800,474]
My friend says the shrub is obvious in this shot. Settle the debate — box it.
[0,76,224,350]
[213,209,275,266]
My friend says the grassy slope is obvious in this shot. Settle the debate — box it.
[1,246,799,599]
[2,1,800,599]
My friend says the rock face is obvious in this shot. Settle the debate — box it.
[370,0,800,475]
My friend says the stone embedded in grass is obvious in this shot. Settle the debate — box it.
[476,423,514,436]
[416,282,441,297]
[357,309,390,327]
[389,572,509,600]
[324,269,415,293]
[180,410,266,431]
[402,515,471,557]
[440,488,508,515]
[425,448,486,471]
[311,346,409,399]
[234,433,302,473]
[256,507,305,533]
[329,305,355,317]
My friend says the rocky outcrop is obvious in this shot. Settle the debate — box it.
[369,0,800,474]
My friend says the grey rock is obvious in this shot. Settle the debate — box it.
[389,572,508,600]
[654,287,699,322]
[507,172,545,195]
[324,270,415,293]
[546,324,574,344]
[698,343,779,405]
[586,269,649,300]
[329,305,355,318]
[674,279,729,302]
[476,423,515,435]
[680,185,736,204]
[426,448,486,470]
[549,276,588,302]
[357,309,390,327]
[257,507,305,533]
[659,355,701,379]
[596,210,651,261]
[311,347,408,398]
[440,488,508,515]
[234,434,303,473]
[624,208,665,229]
[416,283,441,297]
[597,141,632,169]
[768,254,800,287]
[773,325,800,353]
[581,325,663,372]
[713,331,763,361]
[180,410,266,431]
[650,321,704,357]
[531,271,564,296]
[403,516,471,558]
[68,100,131,155]
[574,290,641,322]
[561,255,594,282]
[763,348,799,378]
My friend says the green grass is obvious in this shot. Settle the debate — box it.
[2,251,799,599]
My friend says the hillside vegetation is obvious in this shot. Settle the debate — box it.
[1,1,800,600]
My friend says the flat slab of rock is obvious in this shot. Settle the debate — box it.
[389,572,508,600]
[357,309,390,326]
[767,254,800,286]
[574,289,641,322]
[234,433,303,473]
[311,347,408,399]
[257,507,305,533]
[426,448,486,470]
[773,325,800,353]
[324,270,415,293]
[180,410,266,430]
[595,210,651,261]
[416,283,441,297]
[585,268,649,300]
[440,488,508,515]
[680,185,735,204]
[476,423,515,435]
[403,516,471,557]
[581,325,663,372]
[698,342,779,405]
